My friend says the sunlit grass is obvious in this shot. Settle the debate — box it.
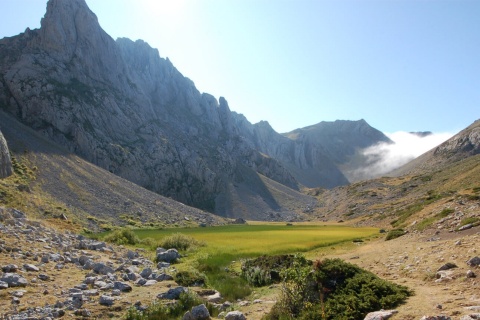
[133,224,378,256]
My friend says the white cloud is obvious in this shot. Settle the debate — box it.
[349,131,453,180]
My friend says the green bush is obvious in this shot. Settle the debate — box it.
[385,229,406,241]
[160,233,204,251]
[242,255,308,287]
[175,270,206,287]
[104,229,140,245]
[265,258,412,320]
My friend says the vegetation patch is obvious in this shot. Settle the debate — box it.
[265,257,412,320]
[385,229,407,241]
[159,233,205,251]
[126,291,218,320]
[241,254,310,287]
[103,228,140,245]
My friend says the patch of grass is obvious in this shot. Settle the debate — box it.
[415,217,436,231]
[175,270,206,287]
[436,208,454,218]
[459,217,480,227]
[385,229,407,241]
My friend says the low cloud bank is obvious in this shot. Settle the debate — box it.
[351,131,453,180]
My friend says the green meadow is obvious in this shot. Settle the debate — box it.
[134,223,378,256]
[103,223,379,301]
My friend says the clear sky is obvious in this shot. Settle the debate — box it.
[0,0,479,135]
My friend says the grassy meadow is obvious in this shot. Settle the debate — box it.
[133,223,378,256]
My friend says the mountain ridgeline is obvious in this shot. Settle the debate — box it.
[0,0,391,218]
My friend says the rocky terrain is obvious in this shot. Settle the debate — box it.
[0,0,394,219]
[0,206,278,320]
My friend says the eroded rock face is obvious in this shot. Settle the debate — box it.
[0,130,12,178]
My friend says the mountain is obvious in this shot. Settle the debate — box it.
[0,129,12,178]
[309,119,480,228]
[0,0,390,218]
[392,119,480,177]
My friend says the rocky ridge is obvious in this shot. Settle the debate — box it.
[0,0,391,218]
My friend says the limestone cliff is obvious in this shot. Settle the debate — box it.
[0,129,12,178]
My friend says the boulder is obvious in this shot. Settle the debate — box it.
[113,281,132,292]
[364,310,397,320]
[0,130,12,179]
[99,295,115,306]
[0,273,28,287]
[467,256,480,267]
[156,249,180,263]
[188,304,210,320]
[157,286,188,300]
[225,311,246,320]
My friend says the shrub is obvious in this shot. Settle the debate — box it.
[436,208,454,218]
[175,270,206,287]
[160,233,204,251]
[242,255,309,287]
[104,229,140,245]
[265,258,412,320]
[385,229,406,241]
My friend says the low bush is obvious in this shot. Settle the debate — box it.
[242,255,309,287]
[160,233,204,251]
[175,270,206,287]
[385,229,406,241]
[265,257,412,320]
[104,228,140,245]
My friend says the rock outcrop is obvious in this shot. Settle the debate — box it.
[0,129,12,178]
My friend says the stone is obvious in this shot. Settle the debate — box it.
[0,130,12,178]
[189,304,210,320]
[2,264,18,272]
[140,267,152,279]
[437,262,457,271]
[99,295,115,306]
[0,273,28,287]
[114,281,132,292]
[467,270,476,278]
[467,256,480,267]
[419,316,451,320]
[157,286,188,300]
[92,262,115,275]
[225,311,246,320]
[23,263,40,272]
[156,249,180,263]
[0,281,8,289]
[207,291,222,303]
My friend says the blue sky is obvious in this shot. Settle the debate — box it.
[1,0,479,135]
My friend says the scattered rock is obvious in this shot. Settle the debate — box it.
[364,310,398,320]
[157,286,188,300]
[467,257,480,267]
[114,281,132,292]
[437,262,457,271]
[0,273,28,287]
[225,310,247,320]
[99,295,115,306]
[156,249,180,263]
[467,270,476,278]
[23,263,39,272]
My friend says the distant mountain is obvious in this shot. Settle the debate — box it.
[0,0,393,218]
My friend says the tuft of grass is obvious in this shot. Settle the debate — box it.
[459,217,480,227]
